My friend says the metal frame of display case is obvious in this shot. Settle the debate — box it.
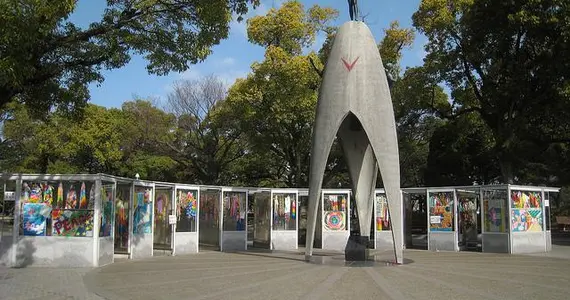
[130,179,155,260]
[0,173,562,268]
[426,188,458,252]
[320,189,351,251]
[270,188,299,250]
[153,182,176,254]
[105,176,136,257]
[198,186,223,251]
[507,185,559,254]
[542,187,559,252]
[454,187,481,252]
[480,185,509,253]
[0,173,107,267]
[173,184,200,255]
[250,188,271,249]
[221,186,249,251]
[400,187,428,250]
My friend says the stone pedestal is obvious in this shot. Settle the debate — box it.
[345,235,370,261]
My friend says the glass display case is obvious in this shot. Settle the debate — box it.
[270,190,298,250]
[221,189,248,251]
[174,186,199,255]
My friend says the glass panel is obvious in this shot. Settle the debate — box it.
[223,191,246,231]
[272,193,296,230]
[482,189,508,233]
[176,189,198,232]
[20,181,95,237]
[199,189,221,246]
[323,193,348,231]
[133,187,153,234]
[511,190,543,232]
[545,192,558,231]
[457,189,479,233]
[154,189,172,246]
[429,191,454,231]
[99,184,114,237]
[114,184,131,250]
[375,193,390,231]
[1,181,16,238]
[254,193,271,245]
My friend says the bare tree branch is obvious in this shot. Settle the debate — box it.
[165,74,244,184]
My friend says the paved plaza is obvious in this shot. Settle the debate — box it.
[1,246,569,300]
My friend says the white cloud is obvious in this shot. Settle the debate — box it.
[218,57,236,66]
[168,67,247,92]
[218,69,249,87]
[180,68,202,80]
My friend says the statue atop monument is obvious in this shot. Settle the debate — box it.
[348,0,359,21]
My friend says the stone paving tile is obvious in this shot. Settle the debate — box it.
[83,247,570,300]
[2,246,570,300]
[0,266,103,300]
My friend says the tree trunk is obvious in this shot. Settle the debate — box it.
[499,154,514,184]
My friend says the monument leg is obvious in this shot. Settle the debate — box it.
[338,118,378,261]
[305,112,344,260]
[360,114,403,264]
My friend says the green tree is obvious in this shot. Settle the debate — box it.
[224,1,338,187]
[165,75,246,185]
[118,99,178,181]
[247,0,338,56]
[378,21,415,80]
[425,114,500,185]
[1,103,124,173]
[413,0,570,183]
[391,67,448,187]
[0,0,259,115]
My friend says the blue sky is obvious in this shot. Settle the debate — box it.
[69,0,426,108]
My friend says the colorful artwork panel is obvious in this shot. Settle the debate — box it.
[323,193,348,231]
[272,193,297,230]
[99,186,114,237]
[324,211,346,230]
[51,209,94,237]
[429,192,454,231]
[200,192,220,225]
[176,189,198,232]
[100,201,114,237]
[115,187,130,249]
[22,203,48,236]
[178,190,197,218]
[133,188,153,234]
[511,209,543,232]
[511,191,541,209]
[484,199,505,232]
[376,194,390,231]
[223,192,246,231]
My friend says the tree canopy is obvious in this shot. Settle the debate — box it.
[413,0,570,183]
[0,0,259,115]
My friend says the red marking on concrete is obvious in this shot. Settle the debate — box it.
[341,57,360,72]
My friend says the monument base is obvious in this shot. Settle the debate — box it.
[345,235,370,261]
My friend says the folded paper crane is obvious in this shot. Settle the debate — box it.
[305,21,403,264]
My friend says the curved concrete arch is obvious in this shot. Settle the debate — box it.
[305,21,403,264]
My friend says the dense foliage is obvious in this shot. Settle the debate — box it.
[0,0,259,115]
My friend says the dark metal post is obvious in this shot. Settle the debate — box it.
[348,0,359,21]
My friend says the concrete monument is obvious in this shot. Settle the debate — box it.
[305,20,403,264]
